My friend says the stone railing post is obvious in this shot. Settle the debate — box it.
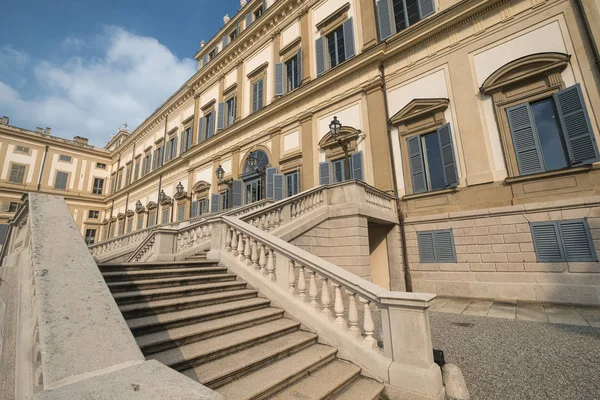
[148,229,178,261]
[207,221,225,260]
[378,292,444,399]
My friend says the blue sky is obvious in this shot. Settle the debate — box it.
[0,0,242,147]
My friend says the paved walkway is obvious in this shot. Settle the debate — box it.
[429,297,600,327]
[429,300,600,400]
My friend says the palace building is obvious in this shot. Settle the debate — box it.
[1,0,600,305]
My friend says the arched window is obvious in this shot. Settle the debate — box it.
[243,150,270,204]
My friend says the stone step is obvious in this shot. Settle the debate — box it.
[127,297,271,336]
[107,273,238,293]
[120,289,258,319]
[216,344,338,400]
[113,281,248,305]
[271,360,360,400]
[138,307,286,355]
[102,266,228,282]
[99,259,216,272]
[334,377,385,400]
[182,330,318,388]
[149,318,301,372]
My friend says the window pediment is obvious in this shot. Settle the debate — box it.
[318,126,361,161]
[146,201,158,210]
[116,213,125,220]
[389,98,449,126]
[125,210,134,217]
[480,52,570,95]
[192,180,211,197]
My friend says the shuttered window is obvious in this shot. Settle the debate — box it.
[531,219,596,262]
[161,208,170,224]
[319,152,365,185]
[285,171,300,197]
[417,229,457,263]
[507,84,598,176]
[265,167,277,199]
[177,204,185,221]
[9,164,26,184]
[137,215,144,230]
[252,79,264,113]
[407,123,458,194]
[217,102,226,131]
[54,171,69,190]
[273,174,284,200]
[316,18,355,75]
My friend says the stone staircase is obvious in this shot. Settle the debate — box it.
[100,256,385,400]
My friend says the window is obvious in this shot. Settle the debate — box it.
[226,97,236,127]
[209,48,217,60]
[54,171,69,190]
[407,124,458,194]
[134,158,140,181]
[221,189,231,210]
[285,171,300,197]
[177,204,185,221]
[92,178,104,195]
[275,51,302,96]
[376,0,435,40]
[531,219,597,262]
[161,208,170,224]
[200,111,215,141]
[319,152,364,185]
[125,165,132,185]
[110,173,116,193]
[229,29,238,42]
[315,18,355,76]
[506,85,599,176]
[8,164,26,184]
[84,229,97,245]
[96,162,107,169]
[118,219,125,235]
[1,202,19,213]
[252,79,264,113]
[136,214,144,230]
[417,230,456,263]
[109,223,115,238]
[180,127,193,154]
[254,6,263,19]
[143,152,152,175]
[88,210,99,219]
[148,211,156,227]
[286,56,300,92]
[192,198,209,216]
[117,170,123,190]
[15,145,30,154]
[59,154,72,162]
[0,224,8,246]
[127,217,133,233]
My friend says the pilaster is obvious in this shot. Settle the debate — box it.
[358,0,379,51]
[300,8,312,83]
[299,112,314,190]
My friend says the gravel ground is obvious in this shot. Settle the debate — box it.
[429,312,600,400]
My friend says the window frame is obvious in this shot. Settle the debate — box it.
[84,229,97,245]
[88,210,100,219]
[224,93,236,128]
[530,219,597,262]
[54,171,70,191]
[92,177,104,195]
[416,229,457,263]
[59,154,73,163]
[15,145,30,155]
[96,162,107,170]
[285,170,300,197]
[251,74,266,113]
[8,162,27,184]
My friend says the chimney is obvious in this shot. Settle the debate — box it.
[0,116,8,125]
[44,127,51,135]
[36,127,43,133]
[224,14,230,25]
[73,136,89,145]
[240,0,247,7]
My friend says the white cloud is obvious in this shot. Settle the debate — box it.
[0,27,196,147]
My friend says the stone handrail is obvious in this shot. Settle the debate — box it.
[213,215,443,398]
[0,193,222,399]
[89,227,153,256]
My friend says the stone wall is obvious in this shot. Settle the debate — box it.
[406,199,600,305]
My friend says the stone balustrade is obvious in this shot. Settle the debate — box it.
[212,215,443,399]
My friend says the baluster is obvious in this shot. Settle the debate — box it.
[260,215,267,231]
[251,239,259,270]
[288,260,296,294]
[266,247,275,281]
[320,277,331,318]
[296,264,306,300]
[258,243,266,275]
[244,235,252,266]
[347,291,360,338]
[300,199,305,216]
[308,270,318,308]
[332,283,346,328]
[231,229,239,256]
[237,232,244,261]
[290,203,296,219]
[360,298,376,347]
[225,228,232,252]
[278,208,284,226]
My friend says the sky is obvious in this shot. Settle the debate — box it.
[0,0,243,147]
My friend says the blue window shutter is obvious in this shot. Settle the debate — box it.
[407,135,427,194]
[187,128,193,149]
[315,37,325,76]
[230,96,236,125]
[319,162,330,185]
[437,123,459,187]
[557,219,597,262]
[258,80,264,109]
[274,174,284,200]
[208,111,215,138]
[172,137,178,159]
[263,0,267,11]
[232,180,243,207]
[245,13,253,28]
[191,200,197,217]
[222,36,228,49]
[417,232,436,263]
[531,222,564,262]
[275,63,284,96]
[506,102,545,175]
[296,48,302,86]
[418,0,435,18]
[252,82,259,112]
[266,167,277,198]
[351,151,364,181]
[198,117,205,143]
[210,193,220,213]
[202,55,208,67]
[179,131,185,153]
[217,102,225,130]
[376,0,393,40]
[343,18,355,59]
[434,230,456,263]
[165,141,172,162]
[553,84,599,166]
